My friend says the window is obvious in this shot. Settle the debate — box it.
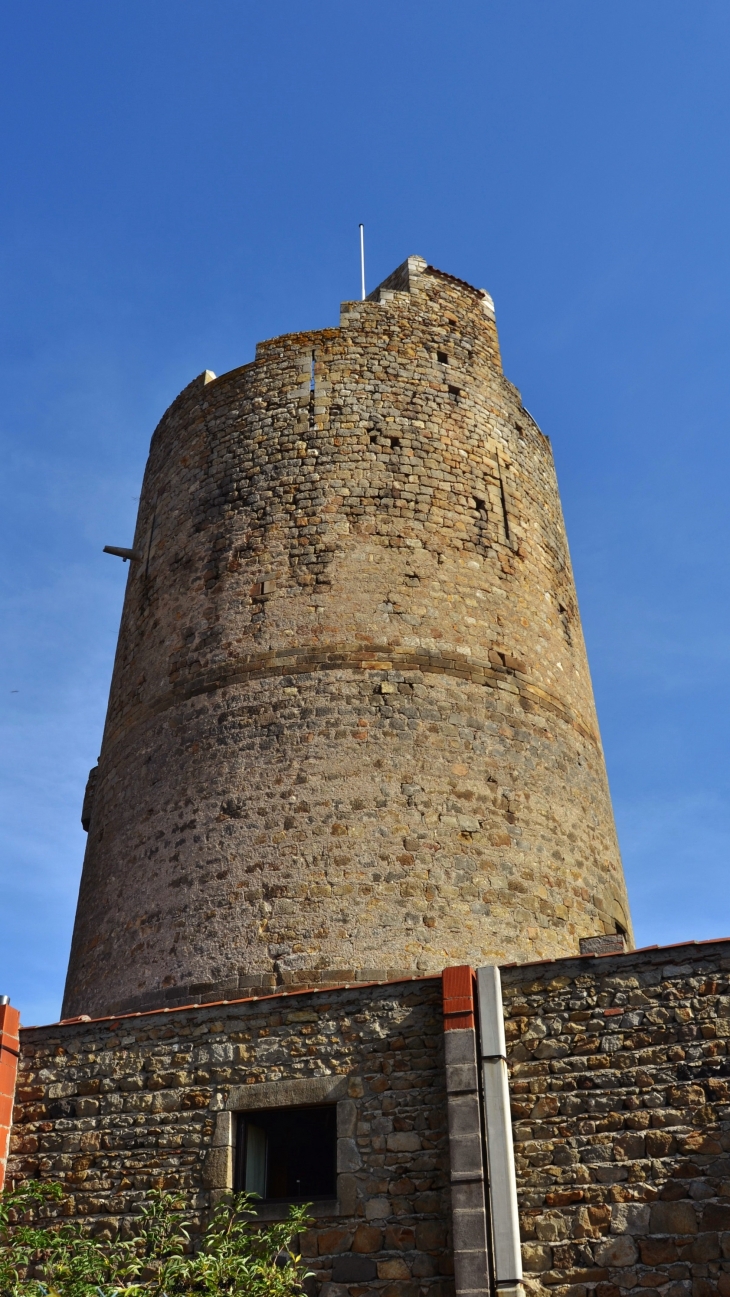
[235,1105,337,1201]
[437,350,448,364]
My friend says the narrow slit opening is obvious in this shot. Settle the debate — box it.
[498,474,511,541]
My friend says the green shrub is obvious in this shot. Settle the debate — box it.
[0,1181,312,1297]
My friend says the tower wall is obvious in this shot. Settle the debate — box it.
[62,257,631,1018]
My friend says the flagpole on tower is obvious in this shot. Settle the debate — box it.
[359,224,366,301]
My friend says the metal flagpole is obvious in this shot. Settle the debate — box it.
[359,224,366,301]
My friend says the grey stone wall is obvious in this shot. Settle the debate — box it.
[12,942,730,1297]
[502,940,730,1297]
[10,977,452,1297]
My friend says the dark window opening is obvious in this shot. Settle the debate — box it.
[389,436,401,450]
[235,1105,337,1202]
[369,432,379,444]
[473,496,487,519]
[448,385,460,400]
[437,350,448,364]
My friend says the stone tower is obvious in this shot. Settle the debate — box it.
[62,256,632,1019]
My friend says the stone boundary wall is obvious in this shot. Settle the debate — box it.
[9,977,454,1297]
[502,939,730,1297]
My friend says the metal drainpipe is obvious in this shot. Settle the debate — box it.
[476,966,523,1296]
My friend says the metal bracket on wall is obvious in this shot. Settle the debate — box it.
[103,546,143,563]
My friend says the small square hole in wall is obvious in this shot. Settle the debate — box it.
[437,351,448,364]
[235,1105,337,1201]
[448,385,460,400]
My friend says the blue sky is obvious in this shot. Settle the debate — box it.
[2,1,730,1025]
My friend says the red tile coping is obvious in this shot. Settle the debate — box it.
[23,973,442,1033]
[20,936,730,1035]
[442,964,477,1031]
[500,934,730,972]
[0,1003,20,1191]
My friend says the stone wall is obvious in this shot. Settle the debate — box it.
[9,977,453,1297]
[10,941,730,1297]
[63,254,629,1018]
[502,939,730,1297]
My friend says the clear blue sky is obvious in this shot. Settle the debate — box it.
[2,1,730,1025]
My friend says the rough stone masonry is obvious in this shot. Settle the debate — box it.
[12,256,707,1297]
[7,942,730,1297]
[62,255,631,1020]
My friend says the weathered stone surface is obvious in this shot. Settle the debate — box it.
[62,256,630,1020]
[9,978,451,1297]
[13,935,730,1297]
[505,940,730,1297]
[593,1237,638,1268]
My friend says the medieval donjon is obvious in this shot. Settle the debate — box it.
[64,254,631,1021]
[9,258,730,1297]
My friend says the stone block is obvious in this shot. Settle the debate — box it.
[337,1136,362,1171]
[593,1236,638,1268]
[352,1225,382,1253]
[451,1209,488,1252]
[691,1234,721,1263]
[444,1030,478,1067]
[580,936,626,956]
[703,1204,730,1232]
[448,1131,483,1174]
[447,1092,481,1136]
[523,1239,552,1271]
[651,1202,699,1236]
[336,1100,357,1137]
[337,1173,358,1216]
[611,1203,650,1234]
[386,1131,421,1152]
[445,1063,480,1093]
[332,1256,377,1283]
[202,1145,231,1190]
[317,1228,352,1255]
[365,1197,391,1221]
[453,1247,490,1290]
[378,1259,411,1280]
